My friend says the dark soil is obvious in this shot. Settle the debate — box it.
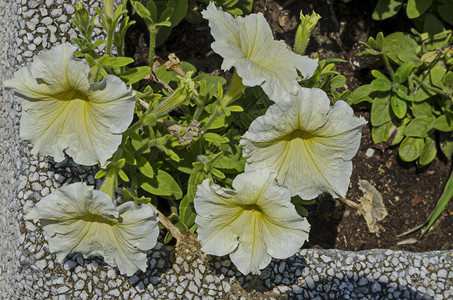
[128,0,453,251]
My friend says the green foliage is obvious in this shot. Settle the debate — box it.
[68,1,341,243]
[353,30,453,166]
[305,56,349,103]
[372,0,453,35]
[355,29,453,239]
[201,0,254,15]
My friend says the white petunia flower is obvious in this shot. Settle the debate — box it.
[202,3,318,102]
[3,43,135,166]
[24,182,159,276]
[240,87,367,200]
[194,169,310,275]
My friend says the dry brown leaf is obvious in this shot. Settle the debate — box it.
[358,179,388,236]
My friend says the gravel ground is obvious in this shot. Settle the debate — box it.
[0,0,452,299]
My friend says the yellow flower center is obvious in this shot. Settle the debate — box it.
[285,129,315,141]
[56,89,89,102]
[242,204,262,213]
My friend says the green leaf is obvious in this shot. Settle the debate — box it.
[406,0,432,19]
[295,204,309,217]
[429,61,447,89]
[210,167,225,179]
[139,170,183,199]
[419,135,437,165]
[228,105,243,112]
[146,0,158,22]
[203,132,229,144]
[159,7,174,23]
[390,118,410,145]
[393,62,414,83]
[423,13,445,35]
[372,122,392,143]
[118,169,129,182]
[371,96,392,126]
[421,51,439,64]
[105,56,134,67]
[179,195,196,228]
[324,58,348,63]
[213,156,244,172]
[167,0,188,27]
[399,136,425,161]
[235,0,253,14]
[131,0,153,26]
[382,32,420,64]
[372,0,404,20]
[432,115,453,131]
[440,132,453,159]
[443,71,453,89]
[349,84,375,104]
[137,156,154,178]
[371,69,389,80]
[438,4,453,25]
[330,75,346,89]
[390,95,407,119]
[414,85,436,102]
[371,78,392,91]
[194,74,226,97]
[95,169,107,179]
[120,66,151,85]
[404,116,433,137]
[395,85,414,101]
[411,100,435,118]
[123,148,136,165]
[164,232,173,244]
[420,168,453,238]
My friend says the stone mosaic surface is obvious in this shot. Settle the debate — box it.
[0,0,452,299]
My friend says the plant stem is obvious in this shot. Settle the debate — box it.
[149,27,158,70]
[193,103,204,121]
[106,30,114,56]
[412,75,445,95]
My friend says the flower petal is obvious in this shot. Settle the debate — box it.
[4,44,135,165]
[241,87,366,199]
[201,2,244,68]
[194,180,241,256]
[24,182,159,276]
[228,210,271,275]
[88,75,136,134]
[195,170,310,275]
[258,183,310,259]
[202,3,318,102]
[30,43,90,94]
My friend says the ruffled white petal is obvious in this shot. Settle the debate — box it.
[202,3,318,102]
[194,180,241,256]
[24,182,159,276]
[240,87,367,199]
[194,170,310,275]
[3,43,135,166]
